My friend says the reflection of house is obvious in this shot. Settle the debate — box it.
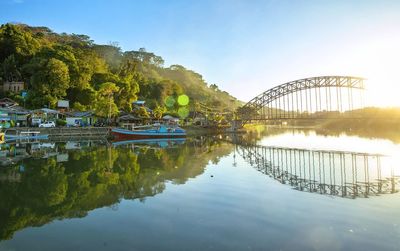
[2,81,25,93]
[65,111,97,126]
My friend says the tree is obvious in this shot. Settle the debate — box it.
[0,23,40,64]
[94,82,120,120]
[153,105,166,120]
[1,54,21,81]
[115,59,140,111]
[25,57,70,108]
[135,106,150,118]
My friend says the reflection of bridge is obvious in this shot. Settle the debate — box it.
[236,143,399,199]
[236,76,365,126]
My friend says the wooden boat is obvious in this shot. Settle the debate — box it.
[111,124,186,140]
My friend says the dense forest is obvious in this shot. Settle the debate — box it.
[0,23,241,118]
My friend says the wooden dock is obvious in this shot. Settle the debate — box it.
[10,127,110,139]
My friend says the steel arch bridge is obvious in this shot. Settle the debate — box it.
[236,76,365,126]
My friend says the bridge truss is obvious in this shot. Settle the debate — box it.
[238,76,365,124]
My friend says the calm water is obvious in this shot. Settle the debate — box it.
[0,128,399,251]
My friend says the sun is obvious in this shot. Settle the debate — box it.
[343,35,400,107]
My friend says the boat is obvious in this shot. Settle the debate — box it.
[4,129,49,141]
[111,124,186,140]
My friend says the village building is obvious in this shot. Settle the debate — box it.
[64,111,97,127]
[0,105,31,127]
[0,98,19,108]
[2,81,25,93]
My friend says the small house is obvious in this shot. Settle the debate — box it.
[65,111,97,127]
[32,108,65,125]
[0,106,31,127]
[2,81,25,93]
[132,100,153,115]
[0,98,18,108]
[118,114,142,130]
[162,115,180,124]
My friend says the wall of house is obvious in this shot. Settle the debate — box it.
[3,82,25,93]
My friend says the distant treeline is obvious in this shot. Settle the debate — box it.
[0,23,241,117]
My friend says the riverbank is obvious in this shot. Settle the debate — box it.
[4,125,267,139]
[5,127,110,140]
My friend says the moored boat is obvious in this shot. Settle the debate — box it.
[111,124,186,140]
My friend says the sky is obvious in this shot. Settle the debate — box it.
[1,0,400,106]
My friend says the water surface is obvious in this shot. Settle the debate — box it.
[0,128,399,251]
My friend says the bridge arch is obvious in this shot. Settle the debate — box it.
[237,76,365,123]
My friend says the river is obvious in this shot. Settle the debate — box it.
[0,127,399,251]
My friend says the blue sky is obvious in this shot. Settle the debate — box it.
[1,0,400,106]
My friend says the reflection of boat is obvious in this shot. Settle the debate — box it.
[5,129,48,141]
[112,138,186,148]
[112,124,186,140]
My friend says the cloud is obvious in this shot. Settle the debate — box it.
[12,0,24,4]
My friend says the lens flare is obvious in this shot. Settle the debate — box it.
[177,95,189,106]
[178,107,189,118]
[164,96,175,107]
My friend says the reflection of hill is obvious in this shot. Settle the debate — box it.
[0,139,233,241]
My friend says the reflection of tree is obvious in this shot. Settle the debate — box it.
[0,138,233,240]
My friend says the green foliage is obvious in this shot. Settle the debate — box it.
[153,105,166,119]
[25,57,70,108]
[0,23,240,113]
[94,82,120,118]
[56,119,67,126]
[236,106,259,120]
[134,106,150,118]
[1,54,21,81]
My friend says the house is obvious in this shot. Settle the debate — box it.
[118,114,142,129]
[132,100,153,115]
[31,108,65,125]
[2,81,25,93]
[0,106,31,127]
[57,100,70,112]
[189,111,207,126]
[0,98,18,108]
[65,111,97,126]
[162,115,180,124]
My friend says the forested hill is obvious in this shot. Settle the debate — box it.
[0,23,241,116]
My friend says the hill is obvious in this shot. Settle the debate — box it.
[0,23,241,117]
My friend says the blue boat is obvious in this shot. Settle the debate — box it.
[112,124,186,141]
